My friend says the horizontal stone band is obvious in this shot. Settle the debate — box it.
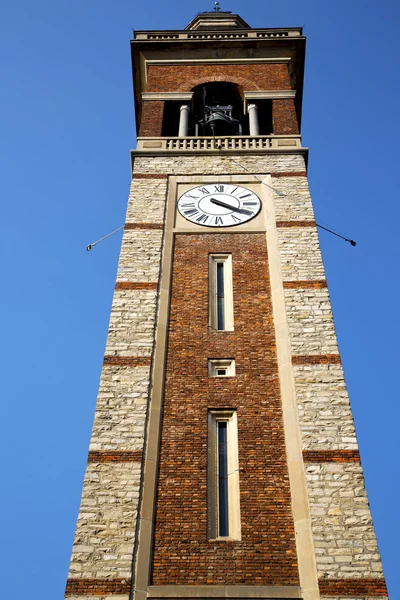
[115,281,158,290]
[283,280,327,289]
[148,585,302,598]
[65,578,131,596]
[103,356,152,367]
[276,220,316,228]
[292,354,341,365]
[271,171,307,177]
[88,451,143,463]
[132,173,169,179]
[303,450,360,463]
[125,222,164,230]
[318,578,387,596]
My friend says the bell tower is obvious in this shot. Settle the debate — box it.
[64,10,388,600]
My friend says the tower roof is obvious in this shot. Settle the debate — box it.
[185,11,251,31]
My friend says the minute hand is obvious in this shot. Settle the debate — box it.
[210,198,253,216]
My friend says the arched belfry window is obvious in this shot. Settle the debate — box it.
[192,82,246,136]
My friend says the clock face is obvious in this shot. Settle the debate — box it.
[177,184,261,227]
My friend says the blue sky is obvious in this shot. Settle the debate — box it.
[1,1,399,598]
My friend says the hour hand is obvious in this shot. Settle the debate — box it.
[210,197,253,215]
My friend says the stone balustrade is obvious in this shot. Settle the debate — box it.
[136,135,302,153]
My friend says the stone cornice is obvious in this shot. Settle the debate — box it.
[145,57,291,68]
[133,28,303,41]
[131,147,308,159]
[244,90,296,100]
[142,92,193,101]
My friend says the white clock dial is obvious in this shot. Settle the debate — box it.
[177,184,261,227]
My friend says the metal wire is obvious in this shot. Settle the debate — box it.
[86,225,124,251]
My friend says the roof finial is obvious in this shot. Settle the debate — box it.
[214,1,221,12]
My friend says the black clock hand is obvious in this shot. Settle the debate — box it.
[210,198,253,215]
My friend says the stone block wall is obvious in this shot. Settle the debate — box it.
[293,363,357,451]
[105,289,158,357]
[306,463,382,580]
[272,164,387,598]
[69,462,141,580]
[89,365,150,452]
[284,287,339,356]
[65,174,167,599]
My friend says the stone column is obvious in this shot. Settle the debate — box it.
[248,103,259,136]
[178,104,190,137]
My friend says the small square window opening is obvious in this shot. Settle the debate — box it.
[208,359,235,378]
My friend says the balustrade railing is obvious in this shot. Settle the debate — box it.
[136,135,302,152]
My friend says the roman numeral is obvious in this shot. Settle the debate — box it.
[230,186,238,195]
[180,202,195,207]
[198,187,210,194]
[185,193,199,200]
[196,213,209,223]
[215,216,223,225]
[231,214,241,223]
[214,185,224,193]
[239,193,252,199]
[184,208,199,217]
[243,202,258,206]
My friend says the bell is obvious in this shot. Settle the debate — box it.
[203,105,240,136]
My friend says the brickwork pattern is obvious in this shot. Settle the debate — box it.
[116,282,158,290]
[273,99,299,135]
[139,100,164,137]
[138,63,298,136]
[103,356,151,366]
[125,223,164,230]
[283,281,327,289]
[88,451,143,462]
[151,233,299,586]
[65,596,128,600]
[277,220,316,228]
[271,171,307,178]
[66,596,128,600]
[292,355,341,365]
[303,450,360,463]
[319,579,388,596]
[145,64,292,93]
[65,578,131,596]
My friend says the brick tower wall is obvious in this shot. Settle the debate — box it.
[138,63,299,137]
[151,232,299,586]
